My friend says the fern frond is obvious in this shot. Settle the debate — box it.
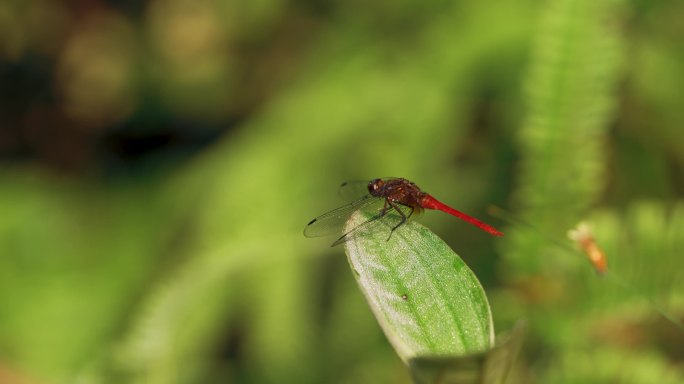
[506,0,625,272]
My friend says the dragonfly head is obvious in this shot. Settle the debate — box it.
[368,178,384,195]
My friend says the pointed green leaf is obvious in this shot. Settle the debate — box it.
[344,211,495,362]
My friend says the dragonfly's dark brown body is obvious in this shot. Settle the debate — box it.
[366,178,426,232]
[368,178,426,208]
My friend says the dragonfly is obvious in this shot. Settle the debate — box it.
[304,178,504,246]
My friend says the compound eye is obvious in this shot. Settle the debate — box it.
[367,178,382,193]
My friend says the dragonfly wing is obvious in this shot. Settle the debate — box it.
[338,180,371,202]
[331,203,418,246]
[303,196,382,238]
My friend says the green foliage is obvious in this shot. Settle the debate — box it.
[506,0,624,273]
[0,0,683,383]
[492,0,684,382]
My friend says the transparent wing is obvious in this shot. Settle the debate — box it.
[303,196,383,238]
[331,204,421,246]
[338,180,371,202]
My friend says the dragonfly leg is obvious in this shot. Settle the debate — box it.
[375,200,393,217]
[380,200,391,214]
[332,204,391,246]
[386,201,409,241]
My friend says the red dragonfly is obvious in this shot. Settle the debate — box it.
[304,178,503,246]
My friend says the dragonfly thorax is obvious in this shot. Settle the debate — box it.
[368,178,426,207]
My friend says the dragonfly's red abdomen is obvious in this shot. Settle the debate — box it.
[420,194,504,237]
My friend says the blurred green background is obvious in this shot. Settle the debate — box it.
[1,0,683,383]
